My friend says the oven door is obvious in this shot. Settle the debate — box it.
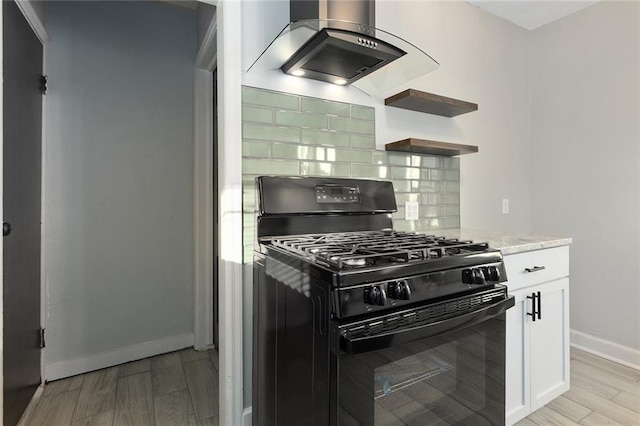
[331,296,514,426]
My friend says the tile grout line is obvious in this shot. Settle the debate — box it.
[111,371,121,426]
[69,376,85,424]
[150,372,157,426]
[70,390,81,426]
[181,352,203,423]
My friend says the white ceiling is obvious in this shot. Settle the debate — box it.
[466,0,599,30]
[159,0,598,31]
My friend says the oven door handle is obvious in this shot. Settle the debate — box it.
[340,296,515,355]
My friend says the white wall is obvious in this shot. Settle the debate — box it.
[376,1,533,233]
[531,1,640,354]
[43,1,197,378]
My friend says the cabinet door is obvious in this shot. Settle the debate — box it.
[530,278,570,411]
[505,288,531,425]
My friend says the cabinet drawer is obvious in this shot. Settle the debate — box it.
[504,246,569,291]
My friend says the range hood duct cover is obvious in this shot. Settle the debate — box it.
[248,0,439,96]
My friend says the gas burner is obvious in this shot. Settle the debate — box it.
[343,258,367,267]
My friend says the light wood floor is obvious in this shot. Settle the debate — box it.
[22,346,639,425]
[22,348,219,426]
[517,347,640,425]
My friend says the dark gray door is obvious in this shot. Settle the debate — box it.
[3,1,43,424]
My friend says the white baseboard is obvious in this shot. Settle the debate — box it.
[45,333,194,381]
[570,329,640,370]
[243,407,252,426]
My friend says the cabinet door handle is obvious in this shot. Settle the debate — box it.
[537,291,542,320]
[526,292,538,322]
[525,265,546,273]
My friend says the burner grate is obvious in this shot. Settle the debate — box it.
[265,231,489,269]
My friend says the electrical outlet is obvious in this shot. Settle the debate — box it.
[405,201,419,221]
[502,198,509,214]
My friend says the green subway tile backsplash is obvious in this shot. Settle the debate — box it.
[391,180,420,193]
[243,140,269,157]
[272,143,325,161]
[351,135,375,149]
[350,164,390,179]
[429,169,459,181]
[444,181,460,193]
[241,86,460,263]
[243,123,300,143]
[329,116,375,135]
[325,148,372,163]
[392,167,421,180]
[387,153,413,166]
[242,105,273,124]
[413,155,441,168]
[372,151,387,164]
[395,193,421,204]
[301,129,350,147]
[351,105,375,121]
[301,162,350,177]
[300,97,350,117]
[242,158,299,175]
[443,158,461,168]
[443,205,460,216]
[421,206,441,218]
[242,86,299,110]
[275,110,328,130]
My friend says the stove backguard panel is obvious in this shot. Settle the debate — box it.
[242,86,461,263]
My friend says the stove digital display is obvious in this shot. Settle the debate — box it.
[315,185,361,203]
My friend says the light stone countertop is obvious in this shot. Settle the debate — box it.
[420,228,573,255]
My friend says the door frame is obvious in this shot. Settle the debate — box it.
[193,6,217,351]
[195,0,244,424]
[211,1,244,424]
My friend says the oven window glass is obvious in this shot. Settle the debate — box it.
[338,316,505,425]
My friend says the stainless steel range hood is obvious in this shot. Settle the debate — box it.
[248,0,439,96]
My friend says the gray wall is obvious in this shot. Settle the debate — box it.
[44,1,196,372]
[531,1,639,351]
[196,2,215,50]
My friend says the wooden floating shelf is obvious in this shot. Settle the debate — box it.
[385,138,478,157]
[385,89,478,117]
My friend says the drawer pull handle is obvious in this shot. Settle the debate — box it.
[524,266,546,273]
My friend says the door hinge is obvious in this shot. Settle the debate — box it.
[40,75,48,95]
[39,327,46,348]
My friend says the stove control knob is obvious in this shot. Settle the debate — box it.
[365,285,387,306]
[462,269,474,284]
[388,280,412,300]
[489,266,501,282]
[472,268,486,285]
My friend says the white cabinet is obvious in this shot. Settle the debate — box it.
[504,246,570,425]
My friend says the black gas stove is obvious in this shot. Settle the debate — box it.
[253,176,514,426]
[260,229,507,318]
